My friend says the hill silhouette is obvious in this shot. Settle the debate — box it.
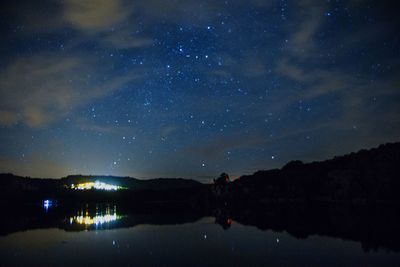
[0,173,204,203]
[224,142,400,203]
[2,142,400,251]
[1,141,399,203]
[0,174,201,190]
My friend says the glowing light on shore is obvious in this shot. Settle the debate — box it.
[71,181,123,191]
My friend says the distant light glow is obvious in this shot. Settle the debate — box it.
[42,199,53,211]
[71,180,123,191]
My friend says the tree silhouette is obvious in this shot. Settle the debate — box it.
[214,172,230,185]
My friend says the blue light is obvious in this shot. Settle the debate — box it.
[43,199,53,211]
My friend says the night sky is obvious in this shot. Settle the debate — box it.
[0,0,399,180]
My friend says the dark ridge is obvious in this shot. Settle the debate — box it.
[0,141,399,203]
[223,142,400,203]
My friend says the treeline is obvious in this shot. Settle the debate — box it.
[0,173,205,203]
[226,142,400,203]
[1,142,400,204]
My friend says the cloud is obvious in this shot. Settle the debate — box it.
[75,117,140,136]
[206,51,269,81]
[0,0,152,50]
[276,59,307,82]
[287,3,325,58]
[62,0,155,50]
[160,126,178,138]
[100,30,153,49]
[63,0,132,31]
[0,53,142,128]
[133,0,275,25]
[76,120,118,134]
[237,51,270,78]
[0,111,18,126]
[2,0,276,52]
[274,1,349,103]
[270,0,400,153]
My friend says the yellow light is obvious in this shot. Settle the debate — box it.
[71,181,122,191]
[69,211,120,225]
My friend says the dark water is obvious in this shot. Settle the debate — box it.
[1,203,400,266]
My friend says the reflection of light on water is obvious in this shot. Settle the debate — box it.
[43,199,53,212]
[70,213,119,225]
[69,206,121,226]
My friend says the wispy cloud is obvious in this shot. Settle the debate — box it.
[0,53,142,128]
[63,0,132,32]
[100,32,153,49]
[274,1,355,112]
[0,111,18,126]
[286,1,326,59]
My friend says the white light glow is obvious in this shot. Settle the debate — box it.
[43,199,53,211]
[69,210,120,226]
[70,213,118,225]
[71,180,122,191]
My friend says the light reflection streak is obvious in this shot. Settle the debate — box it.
[42,199,53,212]
[69,206,121,226]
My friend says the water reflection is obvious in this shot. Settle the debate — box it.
[1,203,400,266]
[1,202,400,253]
[214,208,232,230]
[42,199,53,212]
[69,205,121,226]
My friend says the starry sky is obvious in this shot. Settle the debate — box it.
[0,0,399,180]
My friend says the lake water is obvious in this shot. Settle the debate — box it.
[1,203,400,266]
